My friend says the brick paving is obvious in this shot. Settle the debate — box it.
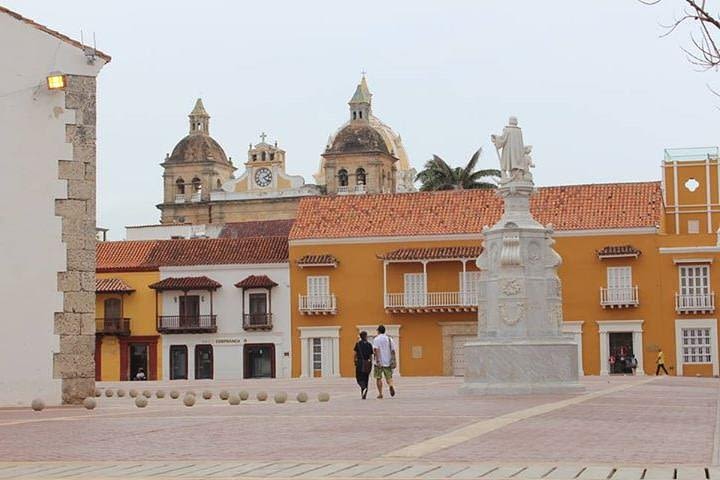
[0,376,717,479]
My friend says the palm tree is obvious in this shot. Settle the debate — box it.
[415,149,500,191]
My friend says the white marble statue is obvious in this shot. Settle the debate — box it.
[491,117,533,179]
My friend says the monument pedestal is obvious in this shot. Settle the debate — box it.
[460,338,583,395]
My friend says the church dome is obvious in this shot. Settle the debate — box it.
[326,123,390,155]
[167,134,229,164]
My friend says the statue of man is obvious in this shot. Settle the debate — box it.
[491,117,526,176]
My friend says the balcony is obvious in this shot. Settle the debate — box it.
[600,286,639,308]
[157,315,217,333]
[337,185,367,195]
[174,193,185,203]
[299,294,337,315]
[95,317,130,336]
[676,293,715,314]
[190,191,202,203]
[384,291,478,313]
[243,313,273,331]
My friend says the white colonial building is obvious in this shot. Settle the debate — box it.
[154,261,291,380]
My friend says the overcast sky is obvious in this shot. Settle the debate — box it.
[6,1,719,239]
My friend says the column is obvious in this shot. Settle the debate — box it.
[299,337,309,378]
[599,331,609,376]
[332,336,341,377]
[632,330,645,376]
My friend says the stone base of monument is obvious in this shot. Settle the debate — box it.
[459,338,584,395]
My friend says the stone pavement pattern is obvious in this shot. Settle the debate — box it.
[0,376,717,479]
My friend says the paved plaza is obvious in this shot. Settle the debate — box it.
[0,376,718,479]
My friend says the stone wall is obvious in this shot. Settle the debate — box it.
[53,75,97,404]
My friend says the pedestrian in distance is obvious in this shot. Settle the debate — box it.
[372,325,397,399]
[135,367,147,381]
[656,348,669,375]
[354,331,373,399]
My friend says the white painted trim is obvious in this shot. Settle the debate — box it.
[289,227,657,246]
[707,156,712,234]
[674,160,680,235]
[298,326,341,378]
[298,326,341,339]
[562,321,584,376]
[673,257,714,264]
[674,318,719,376]
[596,320,644,376]
[660,246,720,254]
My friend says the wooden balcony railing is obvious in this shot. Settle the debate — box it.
[299,294,337,315]
[384,291,478,313]
[676,292,715,314]
[95,318,131,335]
[243,313,273,331]
[157,315,217,333]
[600,286,639,308]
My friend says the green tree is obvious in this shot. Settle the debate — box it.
[415,149,500,191]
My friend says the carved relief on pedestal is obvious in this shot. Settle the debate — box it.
[488,243,500,268]
[548,302,563,329]
[501,279,522,296]
[527,241,541,264]
[546,277,561,298]
[499,302,525,326]
[500,230,521,266]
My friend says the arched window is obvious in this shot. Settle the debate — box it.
[216,179,222,189]
[359,111,363,119]
[176,178,185,194]
[353,112,357,120]
[356,168,366,186]
[261,151,266,161]
[192,177,202,192]
[104,298,121,319]
[338,169,348,187]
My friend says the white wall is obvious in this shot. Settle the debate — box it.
[125,223,223,240]
[0,11,106,406]
[159,263,291,379]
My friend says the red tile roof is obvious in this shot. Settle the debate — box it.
[0,6,111,62]
[219,219,294,238]
[297,254,339,266]
[97,237,288,273]
[290,182,661,240]
[95,278,135,293]
[597,245,642,258]
[235,275,279,289]
[149,276,221,291]
[379,246,483,261]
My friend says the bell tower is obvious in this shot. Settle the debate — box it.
[349,75,372,123]
[188,98,210,134]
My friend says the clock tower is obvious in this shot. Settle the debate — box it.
[245,133,285,191]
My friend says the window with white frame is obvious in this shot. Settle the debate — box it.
[312,338,322,375]
[682,328,712,363]
[404,273,426,306]
[679,265,710,298]
[307,276,330,309]
[459,271,482,305]
[606,266,633,303]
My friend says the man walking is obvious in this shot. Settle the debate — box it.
[373,325,396,399]
[656,347,669,375]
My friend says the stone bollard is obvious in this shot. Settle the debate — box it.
[183,394,196,407]
[219,390,230,400]
[83,398,96,410]
[31,399,45,411]
[202,390,213,400]
[274,392,288,404]
[296,392,308,403]
[156,390,166,399]
[239,390,249,401]
[318,392,330,402]
[228,394,241,405]
[135,396,148,408]
[117,389,126,398]
[169,390,180,399]
[142,390,152,398]
[105,389,114,398]
[94,388,102,397]
[256,391,268,401]
[129,389,138,398]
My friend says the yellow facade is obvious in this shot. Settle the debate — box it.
[96,271,162,381]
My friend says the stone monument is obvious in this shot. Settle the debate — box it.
[460,116,582,395]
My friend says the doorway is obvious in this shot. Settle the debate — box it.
[195,344,213,379]
[170,345,188,380]
[244,344,275,378]
[129,343,148,381]
[180,295,200,327]
[609,332,633,374]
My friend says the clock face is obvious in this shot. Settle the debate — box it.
[255,168,272,187]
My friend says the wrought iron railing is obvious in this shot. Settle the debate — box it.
[157,315,217,333]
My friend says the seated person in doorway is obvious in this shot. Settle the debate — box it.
[135,367,147,381]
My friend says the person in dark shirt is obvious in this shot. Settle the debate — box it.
[353,331,373,399]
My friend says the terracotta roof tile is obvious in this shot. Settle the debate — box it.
[597,245,642,258]
[0,6,111,62]
[97,237,288,273]
[235,275,279,289]
[297,254,339,266]
[290,182,661,240]
[95,278,135,293]
[219,219,294,238]
[149,276,221,291]
[379,246,483,261]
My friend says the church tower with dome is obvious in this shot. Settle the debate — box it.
[158,99,237,224]
[316,76,416,194]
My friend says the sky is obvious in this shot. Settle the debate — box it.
[5,1,719,239]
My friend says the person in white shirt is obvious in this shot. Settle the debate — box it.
[372,325,396,398]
